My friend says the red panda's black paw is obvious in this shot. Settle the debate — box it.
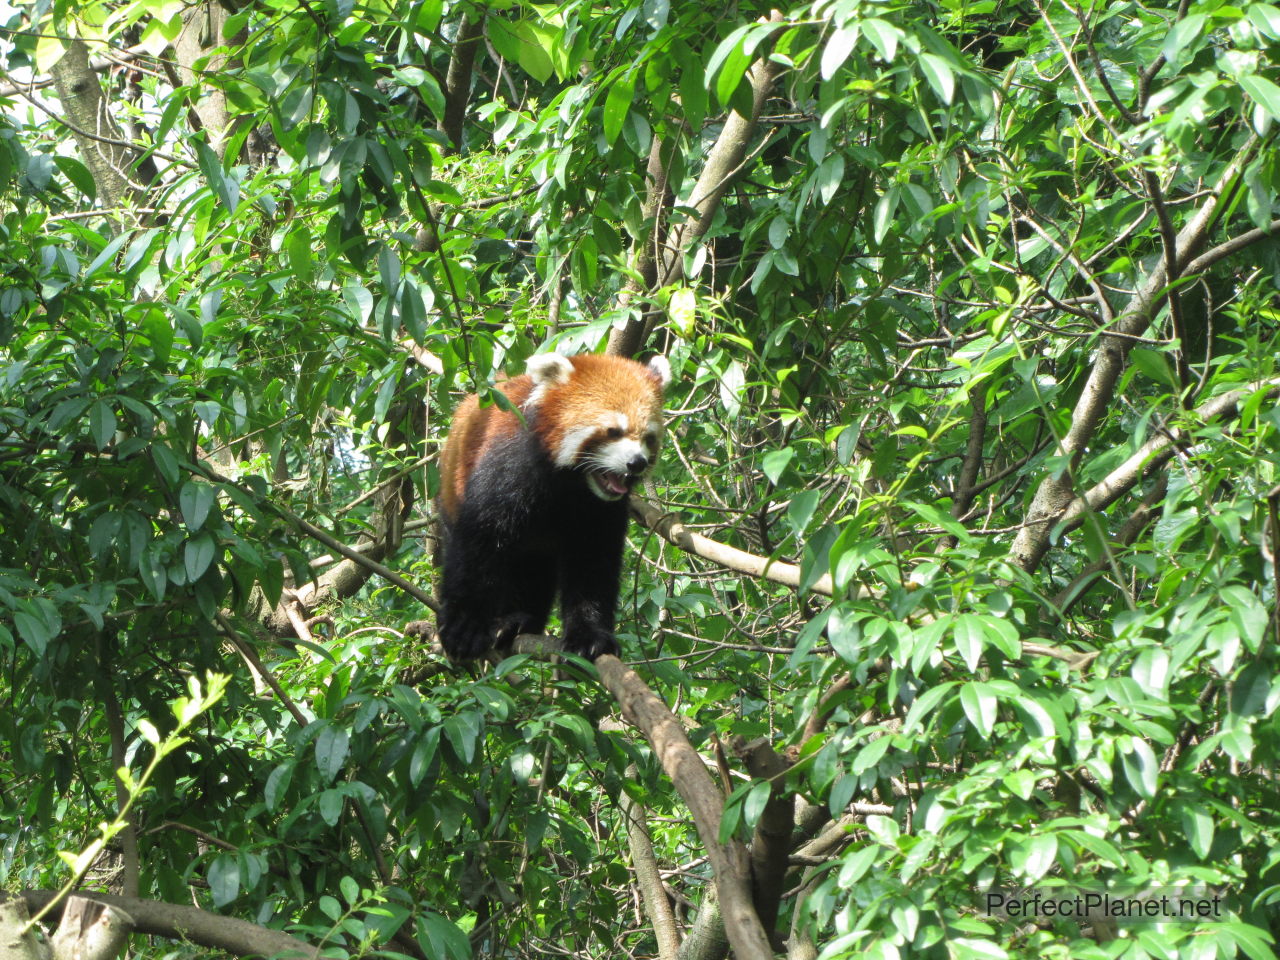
[438,612,495,661]
[564,629,620,661]
[494,613,545,647]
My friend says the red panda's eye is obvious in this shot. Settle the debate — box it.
[606,427,623,439]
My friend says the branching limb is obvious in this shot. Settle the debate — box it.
[732,737,794,941]
[594,655,775,960]
[1010,145,1256,572]
[18,891,317,960]
[1035,378,1280,547]
[630,498,837,597]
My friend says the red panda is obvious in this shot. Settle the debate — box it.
[436,352,671,660]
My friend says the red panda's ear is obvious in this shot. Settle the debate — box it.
[527,353,573,387]
[646,355,671,390]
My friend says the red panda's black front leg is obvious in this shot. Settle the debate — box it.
[556,506,627,660]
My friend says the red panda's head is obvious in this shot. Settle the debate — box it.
[525,352,671,502]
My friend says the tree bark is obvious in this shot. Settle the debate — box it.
[173,2,242,159]
[1009,147,1254,572]
[607,14,785,358]
[19,891,316,960]
[622,777,680,960]
[595,655,774,960]
[49,896,133,960]
[439,12,485,151]
[48,40,145,209]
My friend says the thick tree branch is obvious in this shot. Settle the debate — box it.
[1009,146,1255,572]
[606,135,673,357]
[594,655,774,960]
[439,11,485,150]
[676,888,729,960]
[608,13,785,358]
[1050,474,1167,616]
[732,737,793,941]
[1183,217,1280,275]
[17,891,317,959]
[48,39,148,208]
[95,636,139,898]
[1047,379,1280,536]
[173,2,248,160]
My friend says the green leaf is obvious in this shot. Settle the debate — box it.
[14,598,60,657]
[667,286,697,336]
[89,400,117,450]
[193,140,238,213]
[184,533,216,582]
[316,725,350,782]
[704,23,752,92]
[953,614,986,672]
[743,781,772,829]
[1121,738,1159,798]
[1230,662,1270,716]
[208,854,240,907]
[1180,805,1214,858]
[828,605,862,662]
[340,875,360,906]
[1012,834,1058,881]
[960,682,997,738]
[918,54,955,104]
[410,728,440,786]
[443,712,482,764]
[53,156,95,201]
[903,681,958,734]
[604,73,635,146]
[1130,347,1178,387]
[1247,3,1280,39]
[1161,12,1207,62]
[816,154,844,205]
[861,19,900,63]
[1241,73,1280,121]
[873,187,898,245]
[761,447,794,484]
[851,734,891,774]
[179,482,216,531]
[821,25,858,80]
[264,763,294,812]
[1131,647,1170,696]
[319,894,343,921]
[487,18,554,84]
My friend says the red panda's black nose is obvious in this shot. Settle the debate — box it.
[627,453,649,474]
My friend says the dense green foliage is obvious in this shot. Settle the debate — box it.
[2,0,1280,956]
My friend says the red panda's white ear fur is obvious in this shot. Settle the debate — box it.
[527,353,574,386]
[646,356,671,389]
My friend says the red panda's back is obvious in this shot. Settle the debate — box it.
[438,374,535,522]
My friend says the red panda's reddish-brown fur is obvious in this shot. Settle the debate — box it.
[435,352,669,661]
[437,376,534,523]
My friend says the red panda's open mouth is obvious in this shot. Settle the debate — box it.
[586,470,632,501]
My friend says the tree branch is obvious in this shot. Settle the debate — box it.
[1036,378,1280,545]
[439,11,485,150]
[1183,217,1280,275]
[621,780,680,960]
[630,498,836,597]
[607,13,785,358]
[594,655,774,960]
[1009,146,1255,572]
[17,891,317,959]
